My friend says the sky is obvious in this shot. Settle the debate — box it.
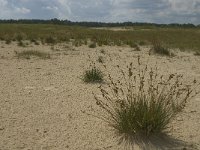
[0,0,200,24]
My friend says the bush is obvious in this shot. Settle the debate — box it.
[94,56,199,142]
[83,66,103,83]
[16,50,50,59]
[151,40,170,56]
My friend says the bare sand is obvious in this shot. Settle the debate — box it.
[0,41,200,150]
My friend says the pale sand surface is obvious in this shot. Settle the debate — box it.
[0,41,200,150]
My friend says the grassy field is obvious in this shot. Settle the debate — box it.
[0,24,200,51]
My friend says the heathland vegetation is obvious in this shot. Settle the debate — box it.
[0,22,200,51]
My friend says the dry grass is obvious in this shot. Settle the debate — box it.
[16,50,51,59]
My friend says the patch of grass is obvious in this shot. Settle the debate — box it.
[93,56,199,144]
[138,41,146,46]
[17,41,26,47]
[16,50,51,59]
[45,36,56,44]
[97,56,104,63]
[89,42,96,48]
[83,66,103,83]
[5,39,11,44]
[151,40,170,56]
[134,45,141,51]
[194,51,200,56]
[100,49,106,54]
[30,39,40,45]
[129,41,137,48]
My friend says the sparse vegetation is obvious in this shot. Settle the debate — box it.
[16,50,50,59]
[93,56,199,143]
[89,42,96,48]
[100,49,106,54]
[97,56,104,63]
[151,40,170,56]
[0,24,200,51]
[17,41,26,47]
[5,39,11,44]
[83,66,103,83]
[194,51,200,56]
[45,36,56,44]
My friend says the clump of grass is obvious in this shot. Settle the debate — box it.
[129,41,138,48]
[93,56,199,145]
[17,41,26,47]
[151,40,170,56]
[134,45,141,51]
[194,51,200,56]
[30,39,40,45]
[138,41,146,46]
[5,39,11,44]
[16,50,51,59]
[97,56,104,63]
[89,42,96,48]
[100,49,106,54]
[45,36,56,44]
[83,66,103,83]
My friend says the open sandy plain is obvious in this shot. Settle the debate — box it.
[0,41,200,150]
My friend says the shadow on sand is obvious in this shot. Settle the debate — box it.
[117,133,198,150]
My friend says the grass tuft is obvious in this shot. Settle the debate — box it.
[93,56,199,142]
[89,42,97,48]
[151,40,170,56]
[83,66,103,83]
[194,51,200,56]
[16,50,50,59]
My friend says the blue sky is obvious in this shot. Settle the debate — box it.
[0,0,200,24]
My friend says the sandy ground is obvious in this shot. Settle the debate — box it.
[0,41,200,150]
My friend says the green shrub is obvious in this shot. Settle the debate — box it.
[89,42,96,48]
[83,66,103,83]
[94,56,199,143]
[16,50,50,59]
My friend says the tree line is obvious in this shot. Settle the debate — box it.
[0,18,198,28]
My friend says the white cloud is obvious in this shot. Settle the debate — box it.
[0,0,200,24]
[15,7,30,14]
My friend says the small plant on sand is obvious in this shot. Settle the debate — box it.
[5,39,11,44]
[97,56,104,63]
[83,66,103,83]
[194,51,200,56]
[100,49,106,54]
[16,50,50,59]
[89,42,96,48]
[45,36,56,44]
[134,45,141,51]
[151,40,170,56]
[17,41,26,47]
[93,56,199,147]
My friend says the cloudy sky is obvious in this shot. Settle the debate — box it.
[0,0,200,24]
